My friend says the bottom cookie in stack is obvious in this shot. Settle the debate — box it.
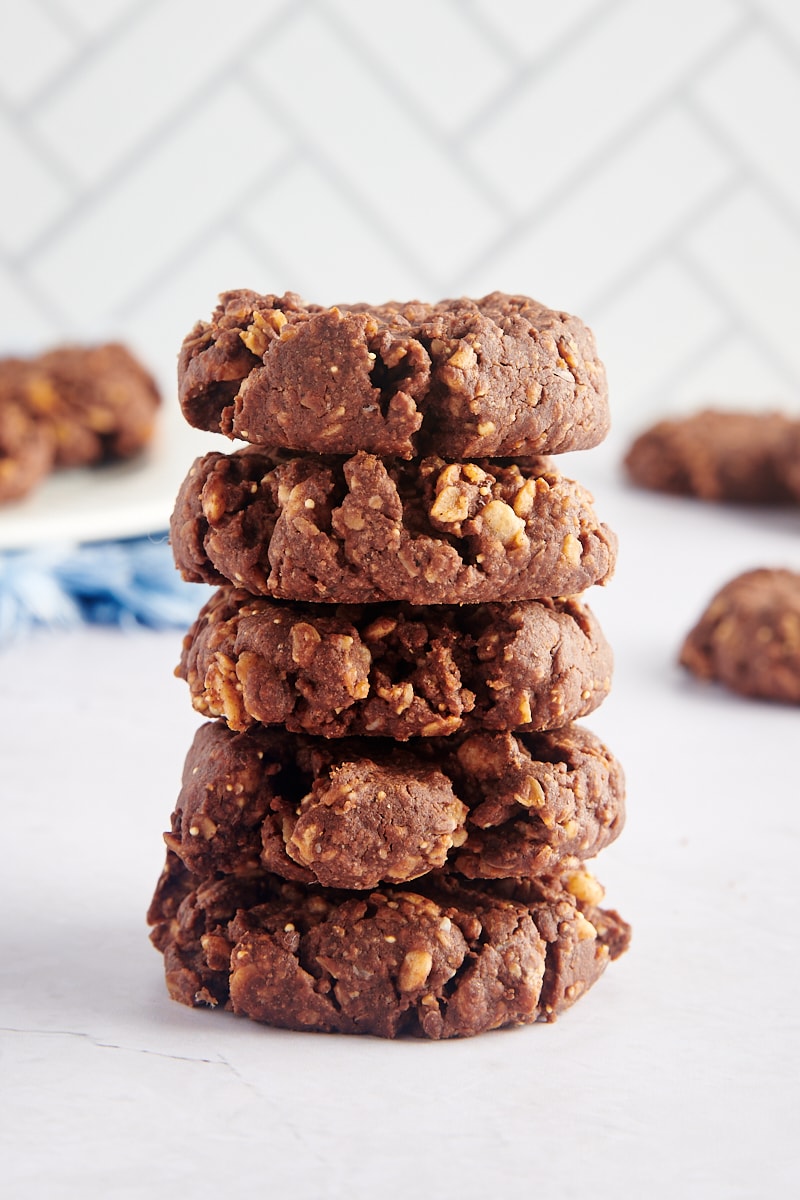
[148,721,630,1038]
[148,851,629,1040]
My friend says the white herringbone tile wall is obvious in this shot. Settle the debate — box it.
[2,0,800,444]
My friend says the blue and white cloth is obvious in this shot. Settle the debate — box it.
[0,536,207,645]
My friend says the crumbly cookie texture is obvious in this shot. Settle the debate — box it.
[147,851,630,1038]
[178,589,613,739]
[624,409,800,503]
[0,343,160,502]
[680,568,800,703]
[178,289,609,460]
[170,448,617,603]
[163,721,625,890]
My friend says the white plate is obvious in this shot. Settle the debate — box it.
[0,408,230,551]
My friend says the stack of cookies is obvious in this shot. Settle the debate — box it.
[148,290,631,1039]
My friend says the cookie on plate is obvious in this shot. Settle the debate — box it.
[148,851,630,1038]
[624,409,800,504]
[178,588,613,739]
[0,361,55,502]
[170,448,617,604]
[33,342,161,467]
[178,289,610,459]
[0,342,161,504]
[680,568,800,703]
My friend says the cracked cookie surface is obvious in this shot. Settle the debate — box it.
[178,588,613,739]
[178,289,609,460]
[148,851,629,1038]
[170,447,617,603]
[163,720,625,889]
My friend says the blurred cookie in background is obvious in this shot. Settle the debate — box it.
[0,343,161,505]
[680,568,800,704]
[0,359,56,503]
[623,408,800,504]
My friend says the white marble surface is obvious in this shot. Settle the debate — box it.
[2,440,799,1198]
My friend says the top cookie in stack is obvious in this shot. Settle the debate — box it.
[170,291,618,604]
[152,290,629,1040]
[177,290,610,459]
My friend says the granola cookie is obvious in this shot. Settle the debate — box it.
[148,851,629,1038]
[178,289,609,459]
[163,721,625,889]
[624,409,800,503]
[170,447,617,603]
[178,588,613,739]
[680,568,800,703]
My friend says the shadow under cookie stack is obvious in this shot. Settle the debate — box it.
[148,290,631,1039]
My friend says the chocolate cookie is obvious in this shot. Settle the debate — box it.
[478,870,632,1019]
[33,342,161,467]
[178,290,610,460]
[178,588,613,739]
[0,343,160,504]
[164,721,625,889]
[0,361,55,502]
[679,568,800,703]
[148,852,629,1038]
[624,409,800,503]
[170,448,617,604]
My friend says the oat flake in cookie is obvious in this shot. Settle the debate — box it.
[680,568,800,703]
[178,289,609,459]
[147,852,630,1039]
[178,589,613,739]
[170,448,617,604]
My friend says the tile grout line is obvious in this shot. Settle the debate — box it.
[110,148,304,319]
[447,9,759,292]
[237,67,451,298]
[736,0,800,71]
[18,0,165,117]
[452,0,630,143]
[6,1,309,271]
[674,244,800,396]
[585,169,749,320]
[31,0,85,43]
[449,0,525,67]
[310,0,515,219]
[680,87,800,244]
[632,321,739,416]
[0,254,75,334]
[228,218,306,296]
[0,90,82,195]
